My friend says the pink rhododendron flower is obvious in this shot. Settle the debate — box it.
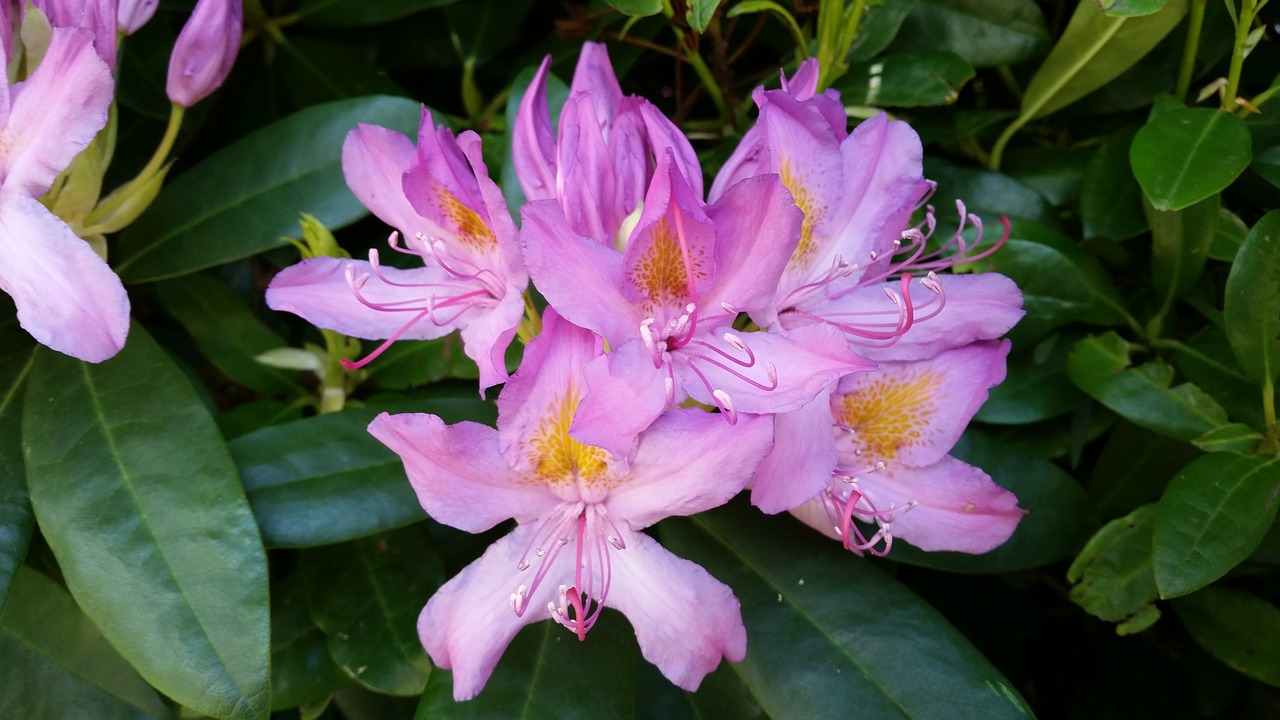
[166,0,241,107]
[267,110,528,390]
[31,0,117,72]
[370,309,766,700]
[0,25,127,362]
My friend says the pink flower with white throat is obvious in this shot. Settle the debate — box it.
[369,308,767,700]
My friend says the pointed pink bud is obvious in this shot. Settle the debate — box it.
[165,0,242,107]
[117,0,158,35]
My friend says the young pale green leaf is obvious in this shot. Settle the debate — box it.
[1018,0,1187,120]
[0,315,34,608]
[296,0,459,26]
[1224,210,1280,386]
[1192,424,1264,453]
[836,51,974,107]
[155,274,306,396]
[0,567,172,720]
[1066,504,1161,635]
[686,0,722,32]
[1099,0,1169,16]
[1067,332,1229,441]
[1145,194,1218,304]
[1131,108,1251,211]
[22,325,270,720]
[115,96,424,283]
[894,0,1048,68]
[1081,126,1147,240]
[659,500,1034,718]
[303,526,442,696]
[1174,587,1280,687]
[1153,454,1280,598]
[883,430,1100,573]
[271,572,350,711]
[417,609,638,718]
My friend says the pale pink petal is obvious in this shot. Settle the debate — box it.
[607,528,747,691]
[512,56,558,201]
[781,59,820,99]
[118,0,159,34]
[415,111,485,211]
[569,340,670,462]
[265,257,457,342]
[831,341,1009,468]
[568,41,623,134]
[165,0,242,107]
[519,199,639,345]
[455,131,527,283]
[750,385,838,514]
[0,192,127,362]
[368,412,560,530]
[458,284,523,392]
[634,100,703,199]
[606,409,772,528]
[555,95,620,242]
[608,107,650,218]
[788,495,842,542]
[855,455,1025,553]
[704,172,802,321]
[341,124,423,237]
[707,121,766,203]
[419,523,570,700]
[3,26,112,196]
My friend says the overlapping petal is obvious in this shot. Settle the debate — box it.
[749,383,838,514]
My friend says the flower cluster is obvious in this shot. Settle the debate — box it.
[268,44,1026,701]
[0,0,241,362]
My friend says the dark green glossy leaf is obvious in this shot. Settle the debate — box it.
[303,526,441,695]
[22,325,270,720]
[923,157,1053,223]
[1131,108,1252,211]
[885,430,1099,572]
[837,51,974,107]
[686,0,721,32]
[849,0,918,63]
[418,610,638,718]
[1086,422,1201,519]
[365,335,480,390]
[1146,194,1218,304]
[271,572,350,711]
[1251,144,1280,189]
[660,501,1034,718]
[977,332,1087,424]
[276,36,409,107]
[155,274,306,396]
[893,0,1048,68]
[1082,126,1147,240]
[1210,206,1249,261]
[1174,587,1280,687]
[1153,453,1280,598]
[1192,423,1264,453]
[685,663,766,719]
[1099,0,1169,15]
[0,315,34,608]
[1224,210,1280,385]
[1002,146,1089,207]
[0,567,171,720]
[1066,504,1161,635]
[216,399,306,441]
[1174,326,1268,431]
[606,0,661,16]
[446,0,536,66]
[297,0,458,26]
[1067,332,1229,440]
[115,96,424,282]
[1017,0,1187,120]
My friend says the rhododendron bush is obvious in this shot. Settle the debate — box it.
[3,0,1280,717]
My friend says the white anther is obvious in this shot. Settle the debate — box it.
[517,559,529,571]
[723,332,747,351]
[766,362,778,385]
[720,301,739,315]
[609,536,626,550]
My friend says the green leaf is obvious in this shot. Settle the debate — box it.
[0,314,35,608]
[115,96,425,283]
[0,567,172,720]
[303,526,441,695]
[849,0,918,63]
[1174,587,1280,687]
[894,0,1049,68]
[978,331,1087,424]
[1017,0,1188,120]
[1067,332,1229,441]
[605,0,661,16]
[1066,504,1162,635]
[836,51,974,107]
[1153,453,1280,598]
[417,610,638,717]
[923,157,1054,223]
[660,500,1034,718]
[1085,422,1202,519]
[155,274,306,396]
[1209,206,1249,261]
[1081,126,1147,240]
[1174,326,1269,431]
[22,324,270,720]
[365,335,480,390]
[685,663,767,719]
[1192,423,1264,453]
[1099,0,1169,16]
[1251,144,1280,190]
[685,0,722,32]
[1131,108,1252,211]
[275,36,409,107]
[1145,193,1218,304]
[1002,146,1090,207]
[1224,210,1280,385]
[297,0,458,26]
[446,0,536,66]
[884,430,1100,572]
[271,572,350,711]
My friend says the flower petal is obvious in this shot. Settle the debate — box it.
[569,340,670,462]
[459,283,523,392]
[704,172,803,321]
[512,55,558,201]
[607,528,747,691]
[0,192,127,362]
[568,41,624,134]
[750,385,838,514]
[605,409,772,528]
[368,412,558,530]
[555,94,621,242]
[419,523,569,700]
[855,455,1025,553]
[341,123,422,237]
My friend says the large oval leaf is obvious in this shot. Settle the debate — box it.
[1145,194,1218,305]
[894,0,1048,68]
[1066,504,1161,635]
[1131,107,1252,211]
[1081,126,1147,240]
[271,572,350,712]
[0,312,35,608]
[114,95,424,283]
[1154,453,1280,598]
[1224,210,1280,386]
[22,324,270,720]
[0,567,171,720]
[1174,587,1280,687]
[659,500,1033,718]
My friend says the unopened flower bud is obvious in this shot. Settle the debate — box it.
[165,0,242,108]
[117,0,158,35]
